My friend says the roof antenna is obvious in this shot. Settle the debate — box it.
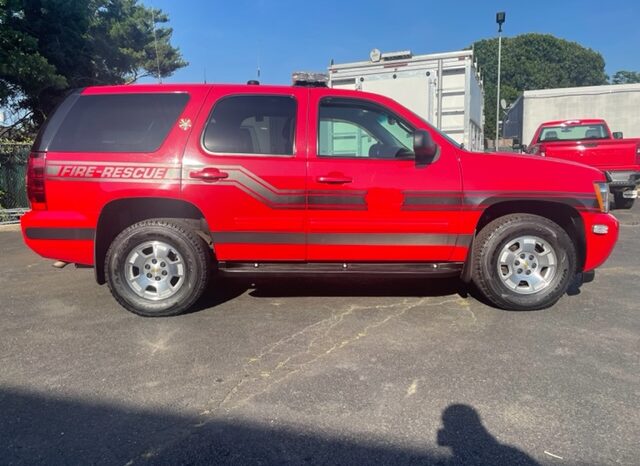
[151,9,162,83]
[203,67,207,84]
[256,51,261,81]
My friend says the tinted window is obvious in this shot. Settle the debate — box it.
[49,93,189,152]
[203,95,296,155]
[318,98,414,159]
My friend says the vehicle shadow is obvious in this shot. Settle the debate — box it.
[186,276,250,314]
[247,275,466,299]
[245,276,531,312]
[0,387,539,465]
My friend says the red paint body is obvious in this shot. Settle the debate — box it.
[22,85,619,276]
[528,119,640,173]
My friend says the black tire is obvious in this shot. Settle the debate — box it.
[613,192,635,210]
[105,219,211,317]
[472,214,577,311]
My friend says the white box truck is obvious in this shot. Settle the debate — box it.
[503,83,640,146]
[328,49,485,152]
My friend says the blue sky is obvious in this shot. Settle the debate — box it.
[146,0,639,85]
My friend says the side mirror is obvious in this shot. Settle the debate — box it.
[520,144,528,153]
[512,137,521,152]
[613,131,623,139]
[414,130,439,167]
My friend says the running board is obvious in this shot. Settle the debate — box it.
[218,261,463,277]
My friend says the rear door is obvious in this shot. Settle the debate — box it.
[305,90,464,262]
[182,86,308,261]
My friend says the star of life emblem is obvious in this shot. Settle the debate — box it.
[178,118,192,131]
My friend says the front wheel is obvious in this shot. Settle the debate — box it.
[472,214,577,311]
[105,219,211,317]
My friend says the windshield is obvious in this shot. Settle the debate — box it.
[414,115,462,149]
[538,124,609,143]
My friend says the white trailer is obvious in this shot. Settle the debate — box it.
[504,83,640,146]
[328,49,485,151]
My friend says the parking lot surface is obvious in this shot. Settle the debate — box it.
[1,208,639,465]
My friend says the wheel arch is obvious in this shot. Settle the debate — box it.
[95,197,211,284]
[461,201,586,282]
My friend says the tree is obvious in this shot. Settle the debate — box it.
[610,70,640,85]
[472,33,608,142]
[0,0,187,133]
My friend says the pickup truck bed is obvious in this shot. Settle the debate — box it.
[527,119,640,209]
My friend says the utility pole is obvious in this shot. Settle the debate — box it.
[495,11,506,151]
[151,9,162,84]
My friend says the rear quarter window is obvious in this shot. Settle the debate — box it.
[48,93,189,153]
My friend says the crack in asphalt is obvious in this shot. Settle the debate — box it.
[128,296,461,464]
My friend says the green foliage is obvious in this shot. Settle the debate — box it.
[472,33,608,142]
[0,142,30,208]
[610,70,640,85]
[0,0,187,126]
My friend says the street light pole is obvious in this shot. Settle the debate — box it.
[495,11,505,151]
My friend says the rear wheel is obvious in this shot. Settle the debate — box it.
[613,191,635,210]
[472,214,576,311]
[105,219,211,317]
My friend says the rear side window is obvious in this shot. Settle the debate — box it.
[203,95,296,156]
[49,93,189,152]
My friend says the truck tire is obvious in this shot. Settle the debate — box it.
[105,219,211,317]
[472,214,576,311]
[613,192,635,210]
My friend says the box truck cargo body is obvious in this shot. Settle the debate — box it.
[328,49,485,152]
[504,83,640,145]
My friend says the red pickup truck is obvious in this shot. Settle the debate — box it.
[21,83,619,316]
[526,119,640,209]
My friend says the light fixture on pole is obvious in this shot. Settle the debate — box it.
[495,11,506,151]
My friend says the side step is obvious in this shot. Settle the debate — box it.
[218,261,463,277]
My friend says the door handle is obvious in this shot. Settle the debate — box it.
[189,168,229,181]
[316,174,352,184]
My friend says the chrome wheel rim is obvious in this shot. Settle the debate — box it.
[124,241,185,301]
[497,235,557,295]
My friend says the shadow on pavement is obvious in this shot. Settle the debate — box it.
[247,275,465,299]
[0,387,539,465]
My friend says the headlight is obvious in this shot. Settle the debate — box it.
[593,182,610,213]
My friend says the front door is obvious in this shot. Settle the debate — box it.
[306,91,464,262]
[182,86,308,261]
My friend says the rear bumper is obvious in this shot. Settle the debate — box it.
[20,210,95,265]
[581,212,619,272]
[606,170,640,188]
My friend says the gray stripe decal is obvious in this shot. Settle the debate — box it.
[456,235,473,248]
[26,227,95,240]
[212,232,305,244]
[308,195,367,206]
[403,191,599,211]
[45,177,181,184]
[403,195,463,206]
[212,231,470,247]
[465,195,599,210]
[184,165,369,209]
[308,233,469,246]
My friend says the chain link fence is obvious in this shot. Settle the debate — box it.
[0,143,31,224]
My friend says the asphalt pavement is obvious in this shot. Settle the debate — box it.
[1,207,639,465]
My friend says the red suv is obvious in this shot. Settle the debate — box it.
[22,83,619,316]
